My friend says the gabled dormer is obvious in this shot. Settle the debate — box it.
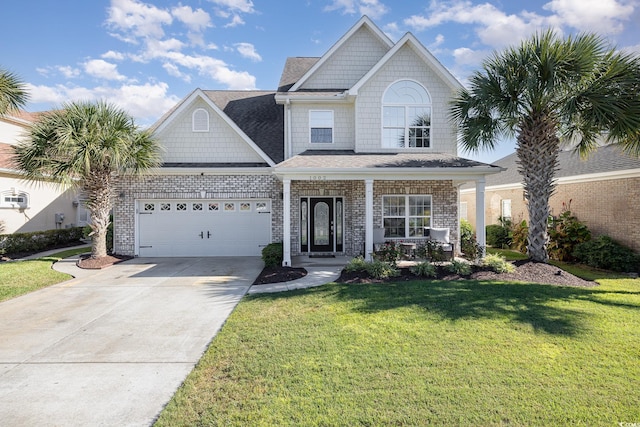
[276,16,463,159]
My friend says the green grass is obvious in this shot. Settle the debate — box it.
[156,275,640,426]
[487,247,529,261]
[0,247,90,302]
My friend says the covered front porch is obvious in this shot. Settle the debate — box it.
[274,151,501,267]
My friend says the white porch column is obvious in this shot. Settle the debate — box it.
[282,179,292,266]
[475,178,486,257]
[365,179,374,261]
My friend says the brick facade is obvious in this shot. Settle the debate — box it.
[461,176,640,253]
[289,179,458,257]
[113,173,282,256]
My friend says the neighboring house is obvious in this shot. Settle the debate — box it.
[114,16,501,265]
[0,111,89,234]
[460,144,640,253]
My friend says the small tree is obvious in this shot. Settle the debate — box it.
[14,101,162,259]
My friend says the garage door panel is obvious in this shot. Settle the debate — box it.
[137,200,271,257]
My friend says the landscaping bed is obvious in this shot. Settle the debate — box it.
[254,259,596,287]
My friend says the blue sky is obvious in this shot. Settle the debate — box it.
[1,0,639,163]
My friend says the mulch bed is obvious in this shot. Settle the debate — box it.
[338,260,596,287]
[253,266,307,285]
[76,254,133,269]
[254,260,597,287]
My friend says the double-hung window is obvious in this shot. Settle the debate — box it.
[309,110,334,144]
[382,80,431,148]
[383,195,431,238]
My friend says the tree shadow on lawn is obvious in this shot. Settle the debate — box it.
[335,280,640,336]
[254,280,640,337]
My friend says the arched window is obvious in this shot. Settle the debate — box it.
[382,80,431,148]
[192,108,209,132]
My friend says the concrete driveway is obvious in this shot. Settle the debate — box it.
[0,256,263,426]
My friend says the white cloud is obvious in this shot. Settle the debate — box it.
[162,52,256,89]
[223,14,245,27]
[208,0,255,14]
[235,42,262,62]
[106,0,173,42]
[324,0,389,19]
[162,63,192,83]
[26,81,180,125]
[543,0,635,34]
[83,59,127,81]
[102,50,126,61]
[452,47,490,66]
[58,66,82,79]
[172,5,211,32]
[405,2,548,48]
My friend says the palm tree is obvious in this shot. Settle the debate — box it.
[14,101,162,259]
[0,68,28,116]
[451,30,640,262]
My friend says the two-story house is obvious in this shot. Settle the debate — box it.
[113,16,501,265]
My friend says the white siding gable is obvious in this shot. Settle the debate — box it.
[290,102,355,155]
[300,26,390,90]
[156,98,267,164]
[355,44,458,155]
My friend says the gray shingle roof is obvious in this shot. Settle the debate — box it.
[276,150,500,170]
[463,144,640,188]
[203,90,284,164]
[277,57,320,92]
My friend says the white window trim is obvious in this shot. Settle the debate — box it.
[381,79,432,150]
[382,194,432,239]
[309,110,334,144]
[0,190,29,209]
[501,199,512,220]
[192,108,210,132]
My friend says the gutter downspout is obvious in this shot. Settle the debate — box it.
[286,98,292,160]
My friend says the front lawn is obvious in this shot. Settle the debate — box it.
[0,247,89,302]
[156,275,640,426]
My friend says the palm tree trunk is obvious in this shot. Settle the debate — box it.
[85,172,115,259]
[516,114,560,262]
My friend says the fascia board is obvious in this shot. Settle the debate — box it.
[275,93,351,104]
[152,89,276,167]
[274,166,503,181]
[349,33,463,96]
[289,16,394,92]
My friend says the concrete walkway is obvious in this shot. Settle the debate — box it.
[0,255,263,427]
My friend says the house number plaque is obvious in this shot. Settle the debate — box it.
[309,175,327,181]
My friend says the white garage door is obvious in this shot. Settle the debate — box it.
[137,199,271,257]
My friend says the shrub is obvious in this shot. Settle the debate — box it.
[261,242,283,268]
[373,241,402,265]
[511,219,528,254]
[573,236,640,272]
[547,205,591,262]
[481,253,516,273]
[344,256,369,273]
[446,260,472,276]
[366,260,400,279]
[460,219,481,260]
[0,227,85,255]
[415,240,448,262]
[486,219,512,249]
[410,261,437,278]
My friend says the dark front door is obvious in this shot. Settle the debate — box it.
[310,198,334,252]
